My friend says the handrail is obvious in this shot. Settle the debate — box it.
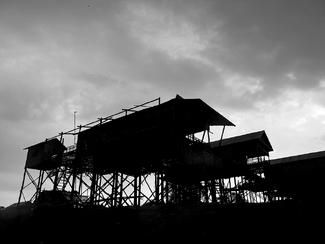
[46,97,160,141]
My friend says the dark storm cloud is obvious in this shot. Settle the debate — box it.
[202,0,325,92]
[1,0,325,112]
[0,0,324,134]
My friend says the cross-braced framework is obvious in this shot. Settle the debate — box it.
[19,95,276,209]
[19,98,164,207]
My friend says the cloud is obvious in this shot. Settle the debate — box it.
[1,0,324,139]
[127,1,217,63]
[0,65,61,123]
[200,0,325,94]
[1,0,325,207]
[213,88,325,158]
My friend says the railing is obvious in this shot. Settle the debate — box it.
[46,97,160,141]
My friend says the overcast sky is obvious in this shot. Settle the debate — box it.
[1,0,325,206]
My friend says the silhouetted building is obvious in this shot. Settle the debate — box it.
[19,95,324,208]
[267,151,325,201]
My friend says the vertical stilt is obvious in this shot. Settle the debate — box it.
[219,178,224,204]
[90,171,97,206]
[78,173,83,206]
[18,168,27,207]
[160,173,164,203]
[53,168,59,191]
[138,175,141,206]
[134,175,138,206]
[155,173,159,203]
[210,178,217,203]
[119,173,123,206]
[204,180,209,203]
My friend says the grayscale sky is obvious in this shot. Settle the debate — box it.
[1,0,325,206]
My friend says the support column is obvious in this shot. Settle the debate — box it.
[18,168,27,207]
[210,178,217,203]
[155,173,160,203]
[90,171,97,206]
[78,173,83,205]
[119,173,124,206]
[53,168,59,191]
[134,175,138,206]
[71,166,77,198]
[204,180,209,203]
[219,178,225,204]
[36,170,45,202]
[138,175,141,206]
[165,180,169,204]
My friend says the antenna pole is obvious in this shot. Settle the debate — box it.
[74,111,77,144]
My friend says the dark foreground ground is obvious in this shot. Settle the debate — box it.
[1,201,325,243]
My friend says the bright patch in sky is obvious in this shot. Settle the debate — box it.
[127,2,219,65]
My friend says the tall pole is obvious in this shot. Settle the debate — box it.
[74,111,77,144]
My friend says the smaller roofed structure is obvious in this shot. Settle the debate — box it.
[266,150,325,201]
[24,138,66,170]
[210,131,273,177]
[211,130,273,158]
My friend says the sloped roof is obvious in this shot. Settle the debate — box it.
[165,95,235,129]
[78,94,235,141]
[270,150,325,165]
[210,130,273,158]
[24,138,66,150]
[211,130,273,150]
[75,95,235,174]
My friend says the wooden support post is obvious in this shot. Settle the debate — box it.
[53,168,59,191]
[234,176,239,203]
[165,181,169,204]
[219,178,224,204]
[204,180,209,203]
[119,173,123,206]
[155,173,159,203]
[201,129,206,143]
[78,173,83,205]
[37,171,44,194]
[219,126,226,147]
[71,167,77,200]
[112,171,117,207]
[134,175,138,206]
[90,171,97,206]
[18,168,27,207]
[160,173,164,203]
[34,170,44,206]
[210,178,217,203]
[138,175,141,206]
[53,133,63,192]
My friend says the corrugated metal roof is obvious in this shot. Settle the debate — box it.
[270,150,325,165]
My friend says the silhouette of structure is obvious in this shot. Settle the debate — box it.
[210,131,273,203]
[18,95,324,208]
[266,151,325,202]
